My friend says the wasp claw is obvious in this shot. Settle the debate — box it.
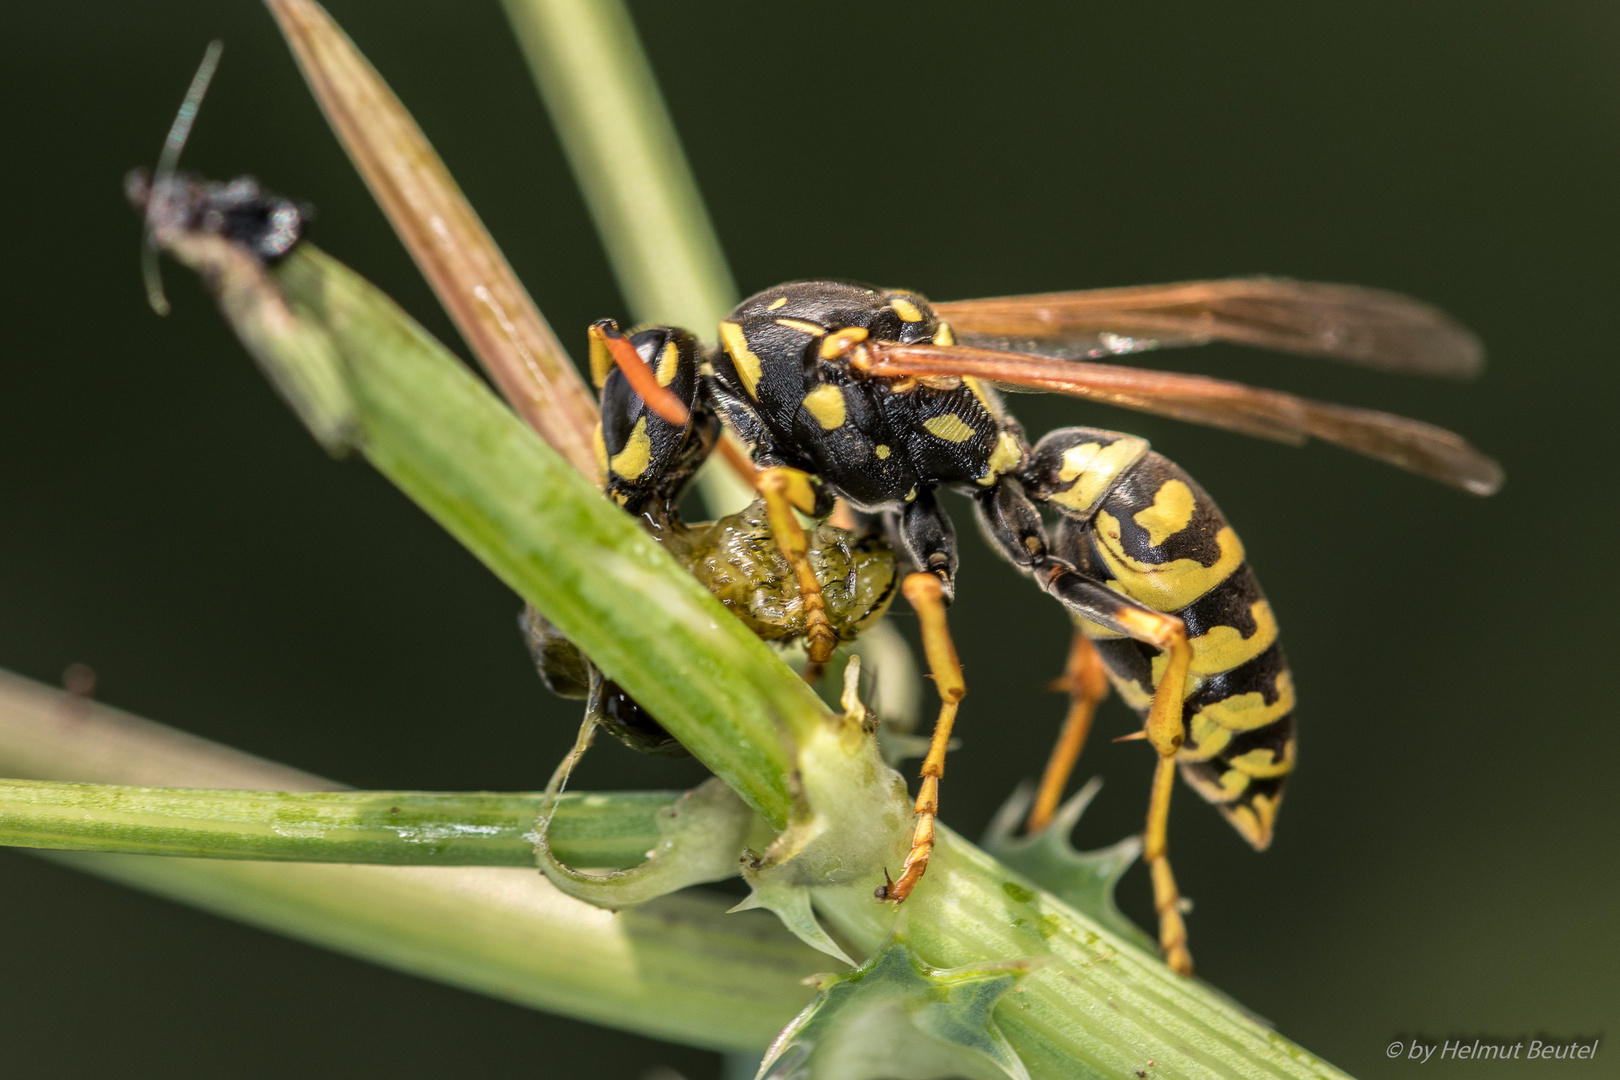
[873,868,895,902]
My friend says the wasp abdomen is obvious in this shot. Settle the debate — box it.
[1032,428,1296,850]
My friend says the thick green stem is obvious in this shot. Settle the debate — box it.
[810,830,1351,1080]
[0,669,818,1052]
[0,779,672,868]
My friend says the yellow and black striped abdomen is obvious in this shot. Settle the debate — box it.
[1040,433,1296,850]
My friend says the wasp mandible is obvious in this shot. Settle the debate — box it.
[585,277,1500,975]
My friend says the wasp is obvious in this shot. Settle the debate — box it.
[580,278,1500,975]
[523,323,901,755]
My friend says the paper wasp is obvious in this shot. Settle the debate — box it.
[578,277,1500,975]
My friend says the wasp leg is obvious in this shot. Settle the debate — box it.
[756,466,837,665]
[1050,579,1194,976]
[973,476,1195,971]
[1026,631,1110,833]
[875,571,966,904]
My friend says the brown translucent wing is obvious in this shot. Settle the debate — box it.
[861,342,1503,495]
[934,278,1484,379]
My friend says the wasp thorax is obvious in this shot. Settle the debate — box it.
[728,281,943,354]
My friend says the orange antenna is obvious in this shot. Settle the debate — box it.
[587,320,691,427]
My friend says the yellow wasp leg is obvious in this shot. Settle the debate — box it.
[756,466,837,665]
[1114,605,1195,976]
[1026,631,1110,833]
[875,572,966,904]
[1145,752,1190,975]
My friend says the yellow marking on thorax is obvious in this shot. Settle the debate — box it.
[717,321,763,398]
[775,318,824,335]
[1133,478,1198,547]
[609,417,652,480]
[654,339,680,387]
[932,322,955,346]
[766,296,788,311]
[922,414,976,442]
[802,384,847,430]
[1093,512,1245,610]
[1193,670,1295,733]
[820,326,869,359]
[889,297,924,322]
[962,375,1000,417]
[875,444,892,459]
[978,429,1025,485]
[1049,437,1149,514]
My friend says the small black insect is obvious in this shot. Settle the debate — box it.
[124,39,308,316]
[126,169,306,263]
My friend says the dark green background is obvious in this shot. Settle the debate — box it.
[2,3,1614,1078]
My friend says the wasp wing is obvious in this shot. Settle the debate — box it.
[934,278,1483,379]
[862,342,1502,495]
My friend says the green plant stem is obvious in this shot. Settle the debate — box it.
[0,668,818,1052]
[0,779,672,868]
[810,830,1351,1080]
[501,0,737,334]
[501,0,759,516]
[276,244,824,826]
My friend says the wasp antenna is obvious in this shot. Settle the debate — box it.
[587,320,691,426]
[142,40,224,316]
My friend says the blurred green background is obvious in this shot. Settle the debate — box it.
[2,2,1615,1078]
